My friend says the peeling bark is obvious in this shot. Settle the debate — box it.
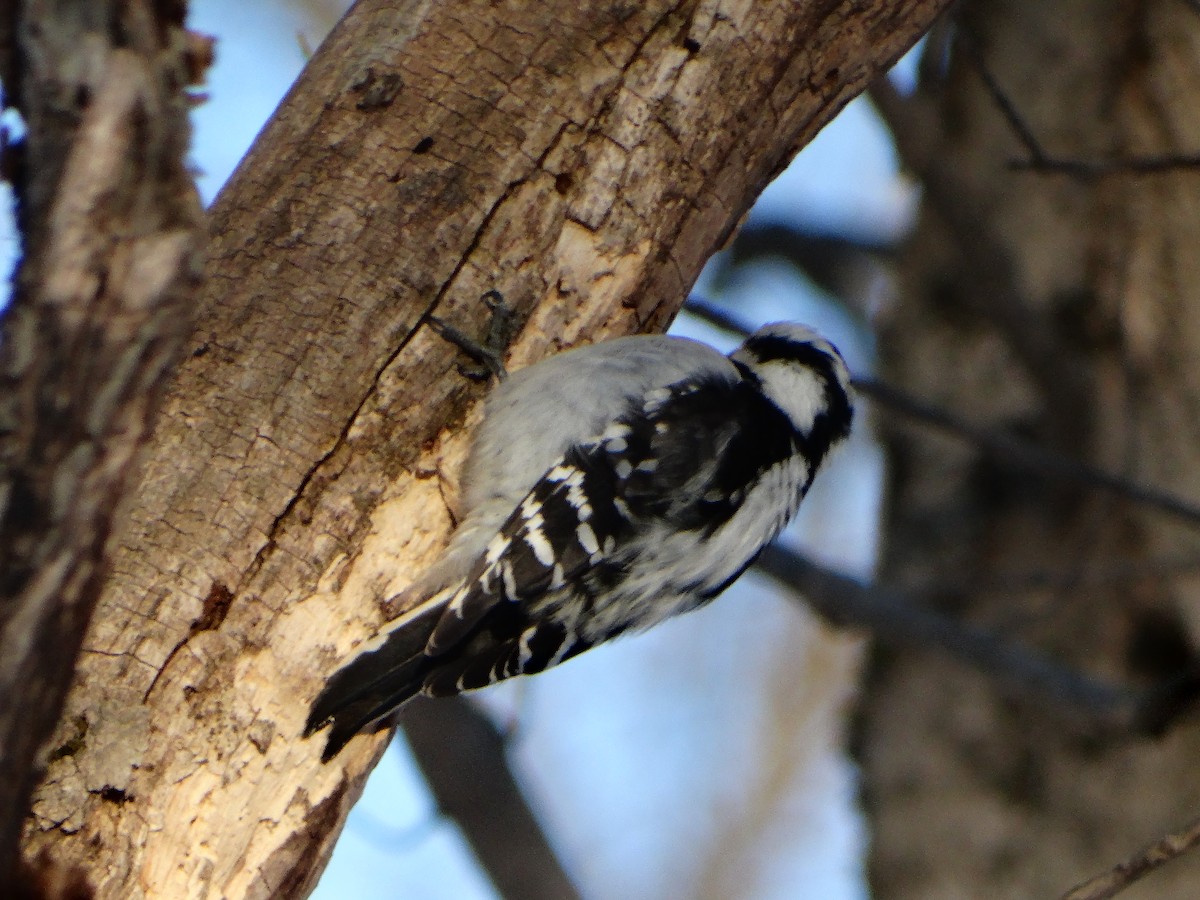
[19,0,950,895]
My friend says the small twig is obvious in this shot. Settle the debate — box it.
[1060,815,1200,900]
[684,299,1200,530]
[756,545,1200,738]
[1009,153,1200,178]
[682,297,746,335]
[858,377,1200,529]
[706,223,892,301]
[868,77,1094,441]
[943,554,1200,596]
[954,29,1045,162]
[959,28,1200,179]
[953,28,1046,164]
[296,31,315,61]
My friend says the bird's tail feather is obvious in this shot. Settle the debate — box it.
[313,662,425,762]
[305,590,449,761]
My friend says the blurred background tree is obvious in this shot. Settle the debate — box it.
[865,1,1200,897]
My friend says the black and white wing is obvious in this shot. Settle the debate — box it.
[305,372,806,760]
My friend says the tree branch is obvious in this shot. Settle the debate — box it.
[868,75,1094,448]
[858,377,1200,528]
[756,545,1200,739]
[1061,815,1200,900]
[955,29,1200,179]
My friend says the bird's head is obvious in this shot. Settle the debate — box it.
[730,322,854,450]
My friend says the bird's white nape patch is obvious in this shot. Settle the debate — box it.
[729,322,852,436]
[755,360,830,434]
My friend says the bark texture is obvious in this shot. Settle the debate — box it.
[0,2,205,887]
[867,1,1200,897]
[21,0,951,896]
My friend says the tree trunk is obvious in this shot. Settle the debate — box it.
[18,1,950,896]
[0,2,205,888]
[867,1,1200,896]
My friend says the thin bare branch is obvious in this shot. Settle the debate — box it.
[704,223,893,303]
[858,377,1200,528]
[1008,153,1200,178]
[958,29,1200,179]
[953,27,1047,163]
[867,77,1093,445]
[755,545,1200,738]
[1060,815,1200,900]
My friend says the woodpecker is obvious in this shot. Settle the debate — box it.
[306,322,853,760]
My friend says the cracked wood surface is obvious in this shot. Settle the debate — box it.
[22,1,950,896]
